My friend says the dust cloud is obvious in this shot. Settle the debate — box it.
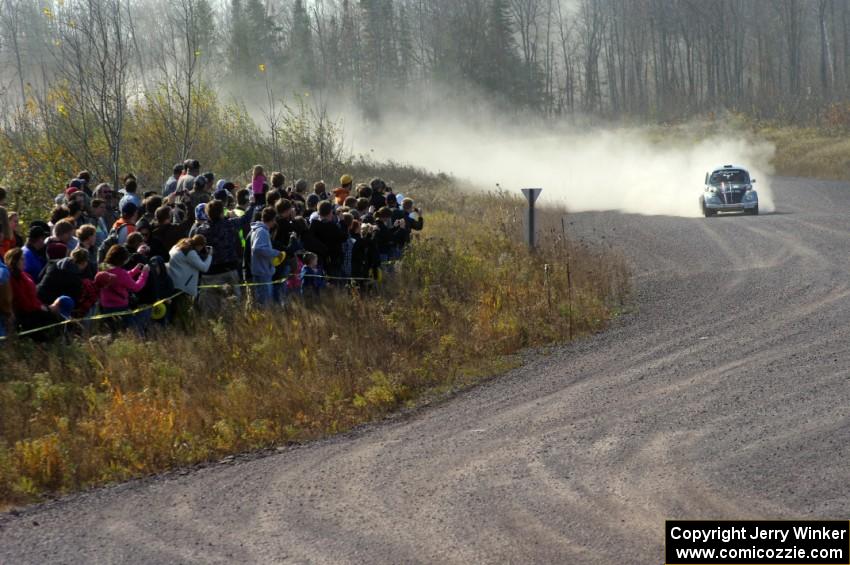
[351,114,776,217]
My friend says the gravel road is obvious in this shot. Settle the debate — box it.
[3,176,850,564]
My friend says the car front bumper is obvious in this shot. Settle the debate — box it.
[705,201,758,211]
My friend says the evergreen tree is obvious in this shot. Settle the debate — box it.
[359,0,381,117]
[482,0,526,107]
[193,0,217,66]
[378,0,400,89]
[244,0,269,74]
[227,0,250,80]
[322,14,342,88]
[228,0,279,83]
[290,0,317,88]
[396,2,415,90]
[339,0,361,98]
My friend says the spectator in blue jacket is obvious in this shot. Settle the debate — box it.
[0,257,10,337]
[249,207,282,308]
[119,177,142,211]
[300,252,325,306]
[23,225,48,282]
[162,163,183,197]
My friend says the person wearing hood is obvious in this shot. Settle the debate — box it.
[189,202,209,237]
[188,175,210,221]
[195,198,256,312]
[249,207,283,308]
[167,235,211,331]
[37,247,89,306]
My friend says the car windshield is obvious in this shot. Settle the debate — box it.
[709,169,749,186]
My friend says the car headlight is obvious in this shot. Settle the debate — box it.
[744,191,756,201]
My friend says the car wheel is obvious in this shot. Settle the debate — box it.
[745,206,759,216]
[703,207,716,217]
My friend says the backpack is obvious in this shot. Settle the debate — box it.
[135,256,173,305]
[97,224,130,264]
[242,231,252,282]
[196,220,239,268]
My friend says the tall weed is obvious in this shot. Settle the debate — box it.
[0,181,628,507]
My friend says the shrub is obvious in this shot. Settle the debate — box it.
[0,177,627,508]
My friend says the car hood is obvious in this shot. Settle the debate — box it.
[711,183,750,191]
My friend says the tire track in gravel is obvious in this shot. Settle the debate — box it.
[2,176,850,564]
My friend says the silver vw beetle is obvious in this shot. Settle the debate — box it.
[700,165,759,217]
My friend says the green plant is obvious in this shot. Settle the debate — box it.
[0,177,627,508]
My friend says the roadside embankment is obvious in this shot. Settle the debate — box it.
[0,177,628,508]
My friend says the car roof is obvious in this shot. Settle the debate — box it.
[710,165,750,173]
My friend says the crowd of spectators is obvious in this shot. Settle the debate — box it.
[0,160,424,340]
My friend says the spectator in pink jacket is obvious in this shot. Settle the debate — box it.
[251,164,267,206]
[98,244,149,332]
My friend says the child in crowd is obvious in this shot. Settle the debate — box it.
[99,244,149,332]
[251,165,267,202]
[300,251,325,304]
[0,159,425,340]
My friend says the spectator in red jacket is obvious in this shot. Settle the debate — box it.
[4,247,69,339]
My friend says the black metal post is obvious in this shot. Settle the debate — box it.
[521,188,542,249]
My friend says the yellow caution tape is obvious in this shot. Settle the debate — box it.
[0,292,184,341]
[1,271,384,341]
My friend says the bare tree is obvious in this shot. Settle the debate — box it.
[144,0,210,163]
[50,0,135,188]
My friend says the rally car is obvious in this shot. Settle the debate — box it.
[700,165,759,217]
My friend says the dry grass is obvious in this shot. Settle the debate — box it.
[644,117,850,182]
[0,177,629,508]
[758,126,850,181]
